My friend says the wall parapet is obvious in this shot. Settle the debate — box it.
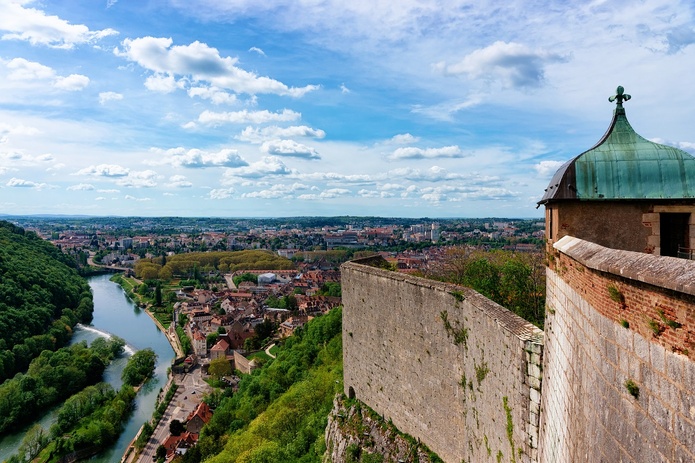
[554,235,695,295]
[342,258,543,463]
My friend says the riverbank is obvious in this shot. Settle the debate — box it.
[111,276,189,463]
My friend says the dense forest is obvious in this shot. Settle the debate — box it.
[178,307,343,463]
[0,336,125,434]
[0,221,94,382]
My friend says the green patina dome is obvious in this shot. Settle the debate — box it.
[539,87,695,204]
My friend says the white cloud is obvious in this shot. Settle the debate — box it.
[435,41,566,88]
[188,86,237,105]
[0,1,117,49]
[260,139,320,159]
[124,194,152,201]
[389,166,464,182]
[222,156,293,180]
[534,160,565,178]
[241,183,309,199]
[169,174,193,188]
[116,170,159,188]
[237,125,326,143]
[297,188,352,200]
[99,91,123,104]
[5,58,89,91]
[67,183,95,191]
[386,133,420,145]
[95,196,106,201]
[144,73,182,93]
[75,164,130,177]
[249,46,266,56]
[54,74,89,91]
[97,189,119,193]
[340,83,350,94]
[115,37,318,97]
[6,177,46,189]
[197,109,301,126]
[389,145,463,160]
[209,187,235,199]
[149,147,248,168]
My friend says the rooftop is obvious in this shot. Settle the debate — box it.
[539,86,695,204]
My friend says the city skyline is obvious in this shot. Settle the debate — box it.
[1,0,694,218]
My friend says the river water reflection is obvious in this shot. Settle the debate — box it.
[0,274,175,462]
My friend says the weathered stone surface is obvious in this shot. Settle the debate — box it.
[342,260,543,463]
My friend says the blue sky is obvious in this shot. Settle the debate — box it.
[1,0,694,218]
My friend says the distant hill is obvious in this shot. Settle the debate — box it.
[0,221,93,382]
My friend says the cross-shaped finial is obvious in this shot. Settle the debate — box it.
[608,86,631,106]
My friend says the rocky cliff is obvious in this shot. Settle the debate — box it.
[324,395,442,463]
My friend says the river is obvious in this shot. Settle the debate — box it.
[0,274,175,462]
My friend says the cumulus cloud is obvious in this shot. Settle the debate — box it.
[209,187,235,199]
[97,189,120,193]
[149,147,248,168]
[115,37,318,97]
[116,170,158,188]
[237,125,326,143]
[67,183,95,191]
[6,177,47,189]
[197,109,301,126]
[1,151,53,166]
[389,145,463,160]
[144,73,181,93]
[188,86,237,105]
[169,174,193,188]
[5,58,89,90]
[74,164,130,177]
[297,188,352,200]
[435,41,566,88]
[260,140,320,159]
[222,156,293,180]
[386,133,420,145]
[99,91,123,104]
[54,74,89,91]
[0,1,117,49]
[534,160,565,177]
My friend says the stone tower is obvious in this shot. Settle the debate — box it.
[538,86,695,256]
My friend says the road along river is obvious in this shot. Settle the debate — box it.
[0,273,175,462]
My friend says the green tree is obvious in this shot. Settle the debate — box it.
[169,419,185,436]
[155,284,162,307]
[121,349,157,387]
[208,357,232,380]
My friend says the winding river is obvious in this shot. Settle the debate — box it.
[0,274,175,462]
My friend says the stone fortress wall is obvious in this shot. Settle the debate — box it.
[342,258,544,463]
[341,240,695,463]
[541,236,695,462]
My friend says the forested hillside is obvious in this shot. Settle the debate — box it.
[0,221,93,382]
[179,307,343,463]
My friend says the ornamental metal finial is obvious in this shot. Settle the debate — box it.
[608,85,631,106]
